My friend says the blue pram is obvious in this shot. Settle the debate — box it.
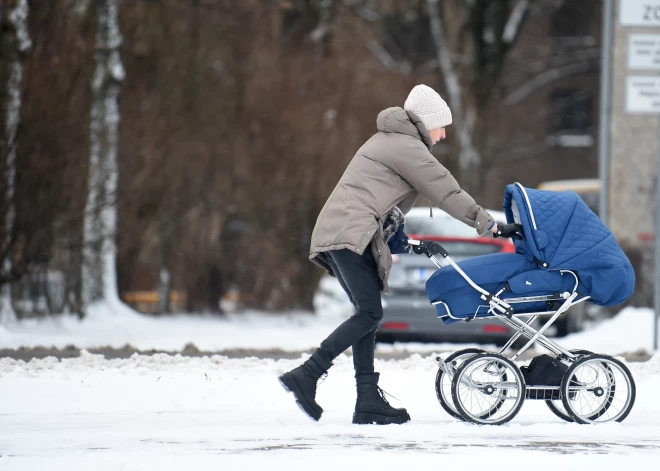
[410,184,636,425]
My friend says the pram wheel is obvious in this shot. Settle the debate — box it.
[451,353,526,425]
[545,350,594,423]
[435,348,485,421]
[561,354,636,424]
[546,400,574,423]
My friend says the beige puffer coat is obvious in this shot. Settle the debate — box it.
[309,107,494,291]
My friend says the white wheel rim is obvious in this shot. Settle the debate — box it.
[455,356,524,424]
[439,352,479,414]
[563,358,633,423]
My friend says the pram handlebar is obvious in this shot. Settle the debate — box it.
[408,238,515,317]
[408,239,448,258]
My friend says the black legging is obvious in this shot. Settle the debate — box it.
[318,246,383,375]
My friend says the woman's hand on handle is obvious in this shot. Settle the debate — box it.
[493,223,524,240]
[387,224,411,254]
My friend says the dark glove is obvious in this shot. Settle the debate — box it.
[387,223,410,254]
[493,223,524,240]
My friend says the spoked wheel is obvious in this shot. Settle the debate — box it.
[435,348,485,421]
[545,349,593,423]
[561,354,636,424]
[451,353,526,425]
[546,400,574,423]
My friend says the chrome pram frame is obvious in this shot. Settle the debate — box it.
[409,238,636,425]
[409,238,586,362]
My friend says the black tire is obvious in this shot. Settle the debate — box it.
[568,349,596,357]
[435,348,485,421]
[544,350,593,423]
[451,353,526,425]
[375,333,394,344]
[546,400,574,422]
[561,354,636,424]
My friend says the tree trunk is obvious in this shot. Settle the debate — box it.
[0,0,30,324]
[82,0,124,311]
[427,0,480,194]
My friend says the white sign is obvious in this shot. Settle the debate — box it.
[620,0,660,26]
[629,34,660,69]
[626,76,660,113]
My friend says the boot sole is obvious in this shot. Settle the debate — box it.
[278,374,322,422]
[352,411,411,425]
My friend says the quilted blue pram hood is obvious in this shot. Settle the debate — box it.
[503,183,635,306]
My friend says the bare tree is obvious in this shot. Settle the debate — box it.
[82,0,125,310]
[427,0,480,184]
[8,0,598,316]
[427,0,530,193]
[0,0,31,324]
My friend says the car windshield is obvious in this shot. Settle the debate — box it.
[405,214,478,238]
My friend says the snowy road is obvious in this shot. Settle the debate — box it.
[1,352,659,470]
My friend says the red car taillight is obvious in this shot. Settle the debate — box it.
[500,242,516,253]
[482,325,509,334]
[382,322,409,330]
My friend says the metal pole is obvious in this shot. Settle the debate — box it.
[655,132,660,351]
[599,0,614,224]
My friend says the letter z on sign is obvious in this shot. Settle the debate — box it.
[620,0,660,26]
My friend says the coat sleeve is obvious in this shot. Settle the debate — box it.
[389,141,494,235]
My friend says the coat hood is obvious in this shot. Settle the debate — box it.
[376,107,433,150]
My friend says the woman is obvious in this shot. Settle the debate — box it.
[279,84,518,425]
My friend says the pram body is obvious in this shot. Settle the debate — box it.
[411,184,636,425]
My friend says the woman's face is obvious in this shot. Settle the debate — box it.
[429,127,446,144]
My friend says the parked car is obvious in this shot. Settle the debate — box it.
[537,178,600,215]
[378,207,520,345]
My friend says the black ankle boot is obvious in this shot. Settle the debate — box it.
[279,351,333,421]
[353,372,410,425]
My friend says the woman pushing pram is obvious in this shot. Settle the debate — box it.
[279,85,636,426]
[278,84,521,425]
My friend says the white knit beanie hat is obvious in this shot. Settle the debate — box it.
[404,84,452,132]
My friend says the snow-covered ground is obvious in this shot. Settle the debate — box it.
[0,299,658,357]
[0,352,659,470]
[0,275,658,356]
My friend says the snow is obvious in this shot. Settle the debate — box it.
[0,301,658,356]
[0,305,330,352]
[562,307,660,354]
[0,352,659,470]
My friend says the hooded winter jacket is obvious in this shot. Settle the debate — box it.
[309,107,494,291]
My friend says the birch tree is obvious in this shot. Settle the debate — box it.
[0,0,31,324]
[427,0,530,193]
[428,0,480,183]
[82,0,125,311]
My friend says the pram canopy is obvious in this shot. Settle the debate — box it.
[426,184,635,323]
